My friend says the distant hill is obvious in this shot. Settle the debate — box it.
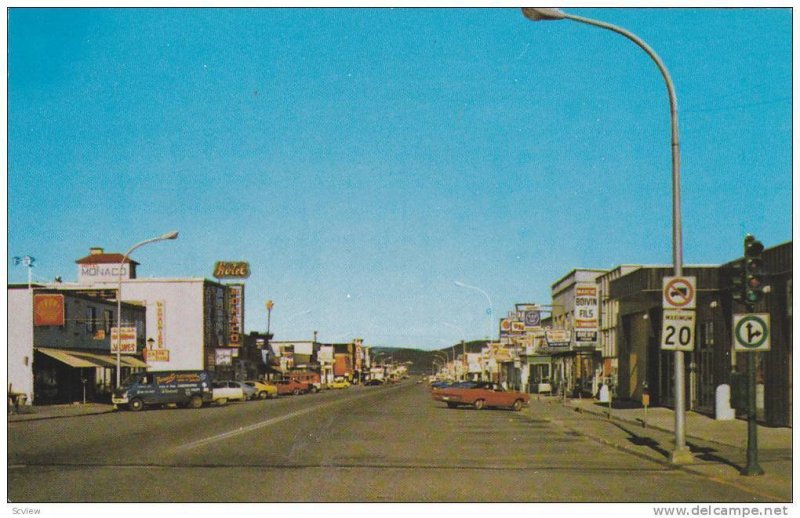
[370,340,488,374]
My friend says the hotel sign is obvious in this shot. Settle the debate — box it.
[79,263,132,284]
[228,284,244,347]
[213,261,250,279]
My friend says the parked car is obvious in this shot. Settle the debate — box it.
[432,381,530,411]
[287,371,322,393]
[112,370,213,411]
[244,380,278,399]
[275,378,311,396]
[329,378,351,389]
[212,381,246,405]
[230,381,257,400]
[365,378,384,386]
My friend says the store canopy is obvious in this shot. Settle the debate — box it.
[35,348,148,369]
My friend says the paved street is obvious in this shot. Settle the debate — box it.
[8,380,790,503]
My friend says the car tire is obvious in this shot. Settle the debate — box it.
[311,386,319,393]
[292,389,300,396]
[128,398,144,412]
[188,395,203,409]
[512,399,523,412]
[259,391,268,400]
[473,399,485,410]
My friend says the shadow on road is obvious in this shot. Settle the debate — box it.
[607,420,744,471]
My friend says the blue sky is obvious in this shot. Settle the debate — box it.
[7,8,793,349]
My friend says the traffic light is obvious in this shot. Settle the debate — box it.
[731,260,745,305]
[743,234,765,307]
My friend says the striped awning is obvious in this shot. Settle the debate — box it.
[35,348,148,369]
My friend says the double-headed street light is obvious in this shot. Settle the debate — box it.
[521,8,689,464]
[116,231,179,388]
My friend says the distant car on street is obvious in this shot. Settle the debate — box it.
[211,381,246,405]
[432,381,530,411]
[276,378,311,396]
[244,380,278,399]
[365,379,384,386]
[329,378,351,389]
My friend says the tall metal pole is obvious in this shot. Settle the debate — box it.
[115,231,179,388]
[454,281,494,341]
[522,7,690,464]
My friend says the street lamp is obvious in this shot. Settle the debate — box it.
[521,7,689,464]
[454,281,494,341]
[116,231,179,388]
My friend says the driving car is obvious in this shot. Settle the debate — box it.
[329,378,350,389]
[364,378,383,386]
[244,380,278,399]
[431,381,530,411]
[211,381,246,405]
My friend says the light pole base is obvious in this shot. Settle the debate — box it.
[741,463,765,476]
[670,447,693,465]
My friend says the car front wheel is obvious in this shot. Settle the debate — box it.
[473,399,485,410]
[512,399,523,412]
[128,398,144,412]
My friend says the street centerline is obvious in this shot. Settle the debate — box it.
[173,384,405,453]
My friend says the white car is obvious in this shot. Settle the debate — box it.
[211,381,246,405]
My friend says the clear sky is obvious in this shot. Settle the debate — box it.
[7,7,793,350]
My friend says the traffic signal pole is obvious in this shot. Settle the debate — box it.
[741,234,765,476]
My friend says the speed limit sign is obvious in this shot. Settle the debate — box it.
[661,309,696,351]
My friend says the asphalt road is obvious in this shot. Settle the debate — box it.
[7,380,784,502]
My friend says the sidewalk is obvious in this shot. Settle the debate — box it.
[8,402,116,422]
[529,396,793,502]
[560,396,791,450]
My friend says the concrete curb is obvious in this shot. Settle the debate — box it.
[8,406,116,423]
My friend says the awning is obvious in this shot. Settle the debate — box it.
[35,348,148,369]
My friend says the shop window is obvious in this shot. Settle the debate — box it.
[85,306,97,333]
[103,309,113,334]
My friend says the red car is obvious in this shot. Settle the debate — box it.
[432,381,530,411]
[275,378,311,396]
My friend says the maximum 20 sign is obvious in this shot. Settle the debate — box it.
[661,310,696,351]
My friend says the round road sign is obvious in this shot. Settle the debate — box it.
[663,277,696,309]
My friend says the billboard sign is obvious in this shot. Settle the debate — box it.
[228,284,244,347]
[33,294,65,326]
[574,284,599,345]
[213,261,251,279]
[110,327,137,354]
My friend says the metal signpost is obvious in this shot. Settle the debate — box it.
[661,276,696,463]
[732,234,767,476]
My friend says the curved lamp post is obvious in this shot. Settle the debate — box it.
[454,281,494,341]
[116,231,179,388]
[521,7,690,465]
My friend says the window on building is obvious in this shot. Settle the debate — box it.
[702,321,714,348]
[103,309,113,334]
[86,306,97,333]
